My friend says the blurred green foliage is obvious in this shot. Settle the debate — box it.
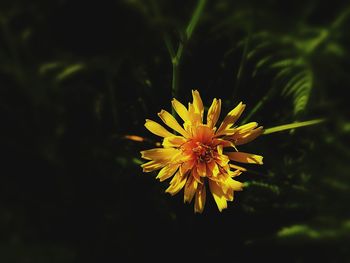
[1,0,350,262]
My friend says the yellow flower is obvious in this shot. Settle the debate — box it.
[141,90,263,213]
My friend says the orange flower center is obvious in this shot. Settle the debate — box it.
[192,142,215,163]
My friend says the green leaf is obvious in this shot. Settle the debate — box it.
[277,225,320,238]
[56,63,85,81]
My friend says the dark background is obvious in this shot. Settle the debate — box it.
[1,0,350,262]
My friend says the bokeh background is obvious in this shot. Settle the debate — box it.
[1,0,350,262]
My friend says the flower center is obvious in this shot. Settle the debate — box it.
[192,142,215,163]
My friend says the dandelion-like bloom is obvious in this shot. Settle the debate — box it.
[141,90,263,213]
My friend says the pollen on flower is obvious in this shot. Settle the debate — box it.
[140,90,264,213]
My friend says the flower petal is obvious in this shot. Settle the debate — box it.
[172,98,190,122]
[217,178,235,201]
[220,177,243,201]
[180,160,195,176]
[206,161,215,178]
[216,102,246,136]
[141,148,180,161]
[156,164,180,181]
[197,162,207,177]
[207,98,222,128]
[208,161,221,178]
[158,110,189,137]
[192,168,202,183]
[162,136,187,148]
[226,177,243,191]
[192,90,204,120]
[212,138,235,148]
[224,188,234,201]
[226,152,263,164]
[235,122,258,133]
[184,175,198,203]
[215,153,230,167]
[228,169,242,177]
[165,171,188,195]
[144,119,174,138]
[192,125,215,144]
[209,180,227,212]
[234,126,264,145]
[141,161,166,172]
[194,183,206,213]
[187,103,202,126]
[229,163,247,171]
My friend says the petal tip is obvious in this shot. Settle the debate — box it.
[260,156,264,164]
[158,109,165,116]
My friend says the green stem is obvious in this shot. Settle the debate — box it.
[263,119,325,135]
[331,7,350,29]
[172,61,179,98]
[185,0,207,41]
[164,32,176,60]
[167,0,206,116]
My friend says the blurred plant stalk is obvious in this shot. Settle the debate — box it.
[263,119,325,135]
[163,0,207,116]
